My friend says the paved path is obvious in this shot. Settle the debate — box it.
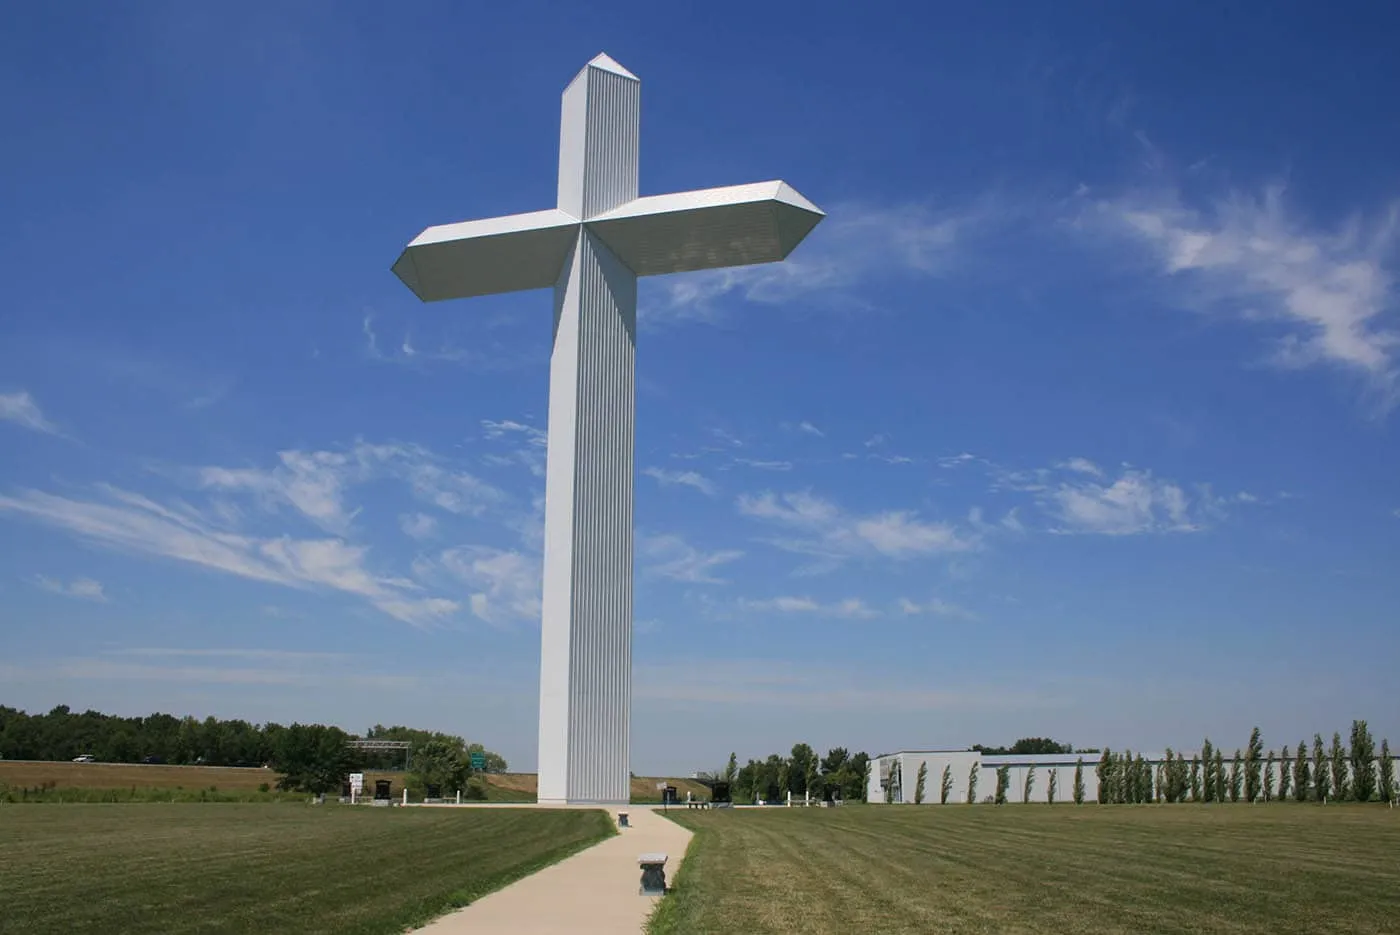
[415,805,693,934]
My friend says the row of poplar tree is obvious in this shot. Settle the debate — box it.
[1097,720,1396,804]
[893,720,1396,805]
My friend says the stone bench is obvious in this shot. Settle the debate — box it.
[638,853,668,896]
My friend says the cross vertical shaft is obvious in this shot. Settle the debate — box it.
[389,53,823,807]
[537,56,641,804]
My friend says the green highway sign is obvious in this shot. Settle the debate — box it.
[470,752,486,769]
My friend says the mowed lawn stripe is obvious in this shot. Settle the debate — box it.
[0,804,613,935]
[651,805,1400,935]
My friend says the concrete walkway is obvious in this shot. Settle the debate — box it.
[415,805,693,934]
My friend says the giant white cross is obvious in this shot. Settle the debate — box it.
[392,53,823,804]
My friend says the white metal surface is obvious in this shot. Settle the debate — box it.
[390,54,823,805]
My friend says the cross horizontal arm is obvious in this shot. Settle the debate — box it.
[585,181,824,277]
[392,208,580,302]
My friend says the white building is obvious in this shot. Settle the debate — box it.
[869,750,1113,804]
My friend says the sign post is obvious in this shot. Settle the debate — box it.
[658,781,668,814]
[349,772,364,805]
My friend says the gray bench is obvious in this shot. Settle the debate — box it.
[638,852,668,895]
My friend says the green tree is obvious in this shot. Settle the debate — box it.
[789,743,816,796]
[1244,727,1263,803]
[1278,745,1292,801]
[914,762,928,804]
[1213,749,1226,803]
[1073,758,1085,805]
[967,762,979,804]
[410,738,470,797]
[1328,732,1349,801]
[1189,756,1202,802]
[1312,734,1330,802]
[1379,739,1395,805]
[1201,739,1216,803]
[853,754,871,802]
[1096,749,1113,804]
[1349,720,1376,802]
[1294,740,1310,802]
[1262,751,1275,802]
[725,752,738,787]
[1047,768,1058,805]
[1162,749,1177,803]
[1228,751,1242,802]
[884,760,900,804]
[940,764,953,805]
[994,765,1010,805]
[1136,753,1149,804]
[1023,765,1036,804]
[273,723,354,795]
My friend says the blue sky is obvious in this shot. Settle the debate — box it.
[2,2,1398,773]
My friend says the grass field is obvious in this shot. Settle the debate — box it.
[650,804,1400,935]
[0,803,612,935]
[0,760,708,803]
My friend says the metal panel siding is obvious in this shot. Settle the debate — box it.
[536,229,636,805]
[556,77,587,219]
[581,68,639,218]
[558,61,639,222]
[537,235,583,805]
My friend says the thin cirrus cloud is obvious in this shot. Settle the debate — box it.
[736,490,976,568]
[940,453,1227,536]
[642,466,717,496]
[0,484,461,627]
[1093,184,1400,409]
[198,441,506,534]
[640,200,987,325]
[33,575,107,602]
[0,390,60,435]
[739,595,879,619]
[438,546,542,627]
[640,534,744,584]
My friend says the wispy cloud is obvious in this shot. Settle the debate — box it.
[0,486,459,626]
[1056,457,1104,477]
[1047,468,1204,535]
[740,595,879,619]
[1095,184,1400,408]
[199,442,506,533]
[731,458,794,472]
[399,512,438,539]
[938,452,1222,536]
[480,419,547,476]
[33,575,107,602]
[642,201,990,325]
[897,597,973,619]
[0,390,60,435]
[737,490,975,569]
[640,534,743,584]
[362,315,537,371]
[642,467,717,497]
[439,546,540,626]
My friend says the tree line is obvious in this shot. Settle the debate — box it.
[715,744,872,803]
[1089,721,1395,805]
[0,705,506,795]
